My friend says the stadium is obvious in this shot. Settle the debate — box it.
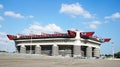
[7,30,110,58]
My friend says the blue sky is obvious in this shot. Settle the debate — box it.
[0,0,120,54]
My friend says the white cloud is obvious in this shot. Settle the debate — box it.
[0,32,14,45]
[0,16,4,21]
[88,21,101,29]
[4,11,24,19]
[0,4,3,9]
[0,25,2,28]
[28,15,34,18]
[0,32,6,35]
[23,22,63,34]
[60,3,93,18]
[105,12,120,19]
[69,28,84,32]
[0,32,14,51]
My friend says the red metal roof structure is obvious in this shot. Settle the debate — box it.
[103,38,111,42]
[7,30,111,43]
[67,30,76,37]
[80,32,94,39]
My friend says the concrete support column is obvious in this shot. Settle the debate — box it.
[20,45,26,53]
[35,45,41,54]
[73,30,82,58]
[52,44,58,56]
[15,46,19,53]
[94,48,100,58]
[86,46,92,58]
[15,42,18,53]
[73,45,81,57]
[30,45,32,54]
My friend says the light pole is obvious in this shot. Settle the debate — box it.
[111,42,114,59]
[30,31,33,54]
[5,41,8,53]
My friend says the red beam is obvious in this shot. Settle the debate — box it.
[67,30,76,37]
[80,32,94,38]
[104,38,111,42]
[7,34,16,40]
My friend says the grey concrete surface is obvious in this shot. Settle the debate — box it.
[0,53,120,67]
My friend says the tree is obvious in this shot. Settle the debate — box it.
[114,51,120,58]
[104,54,112,58]
[0,50,8,53]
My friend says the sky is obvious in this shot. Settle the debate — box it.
[0,0,120,54]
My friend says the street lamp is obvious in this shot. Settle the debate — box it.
[30,31,33,54]
[111,42,114,59]
[5,41,8,53]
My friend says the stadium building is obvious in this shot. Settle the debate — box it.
[7,30,110,58]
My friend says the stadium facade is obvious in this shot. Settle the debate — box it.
[7,30,110,58]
